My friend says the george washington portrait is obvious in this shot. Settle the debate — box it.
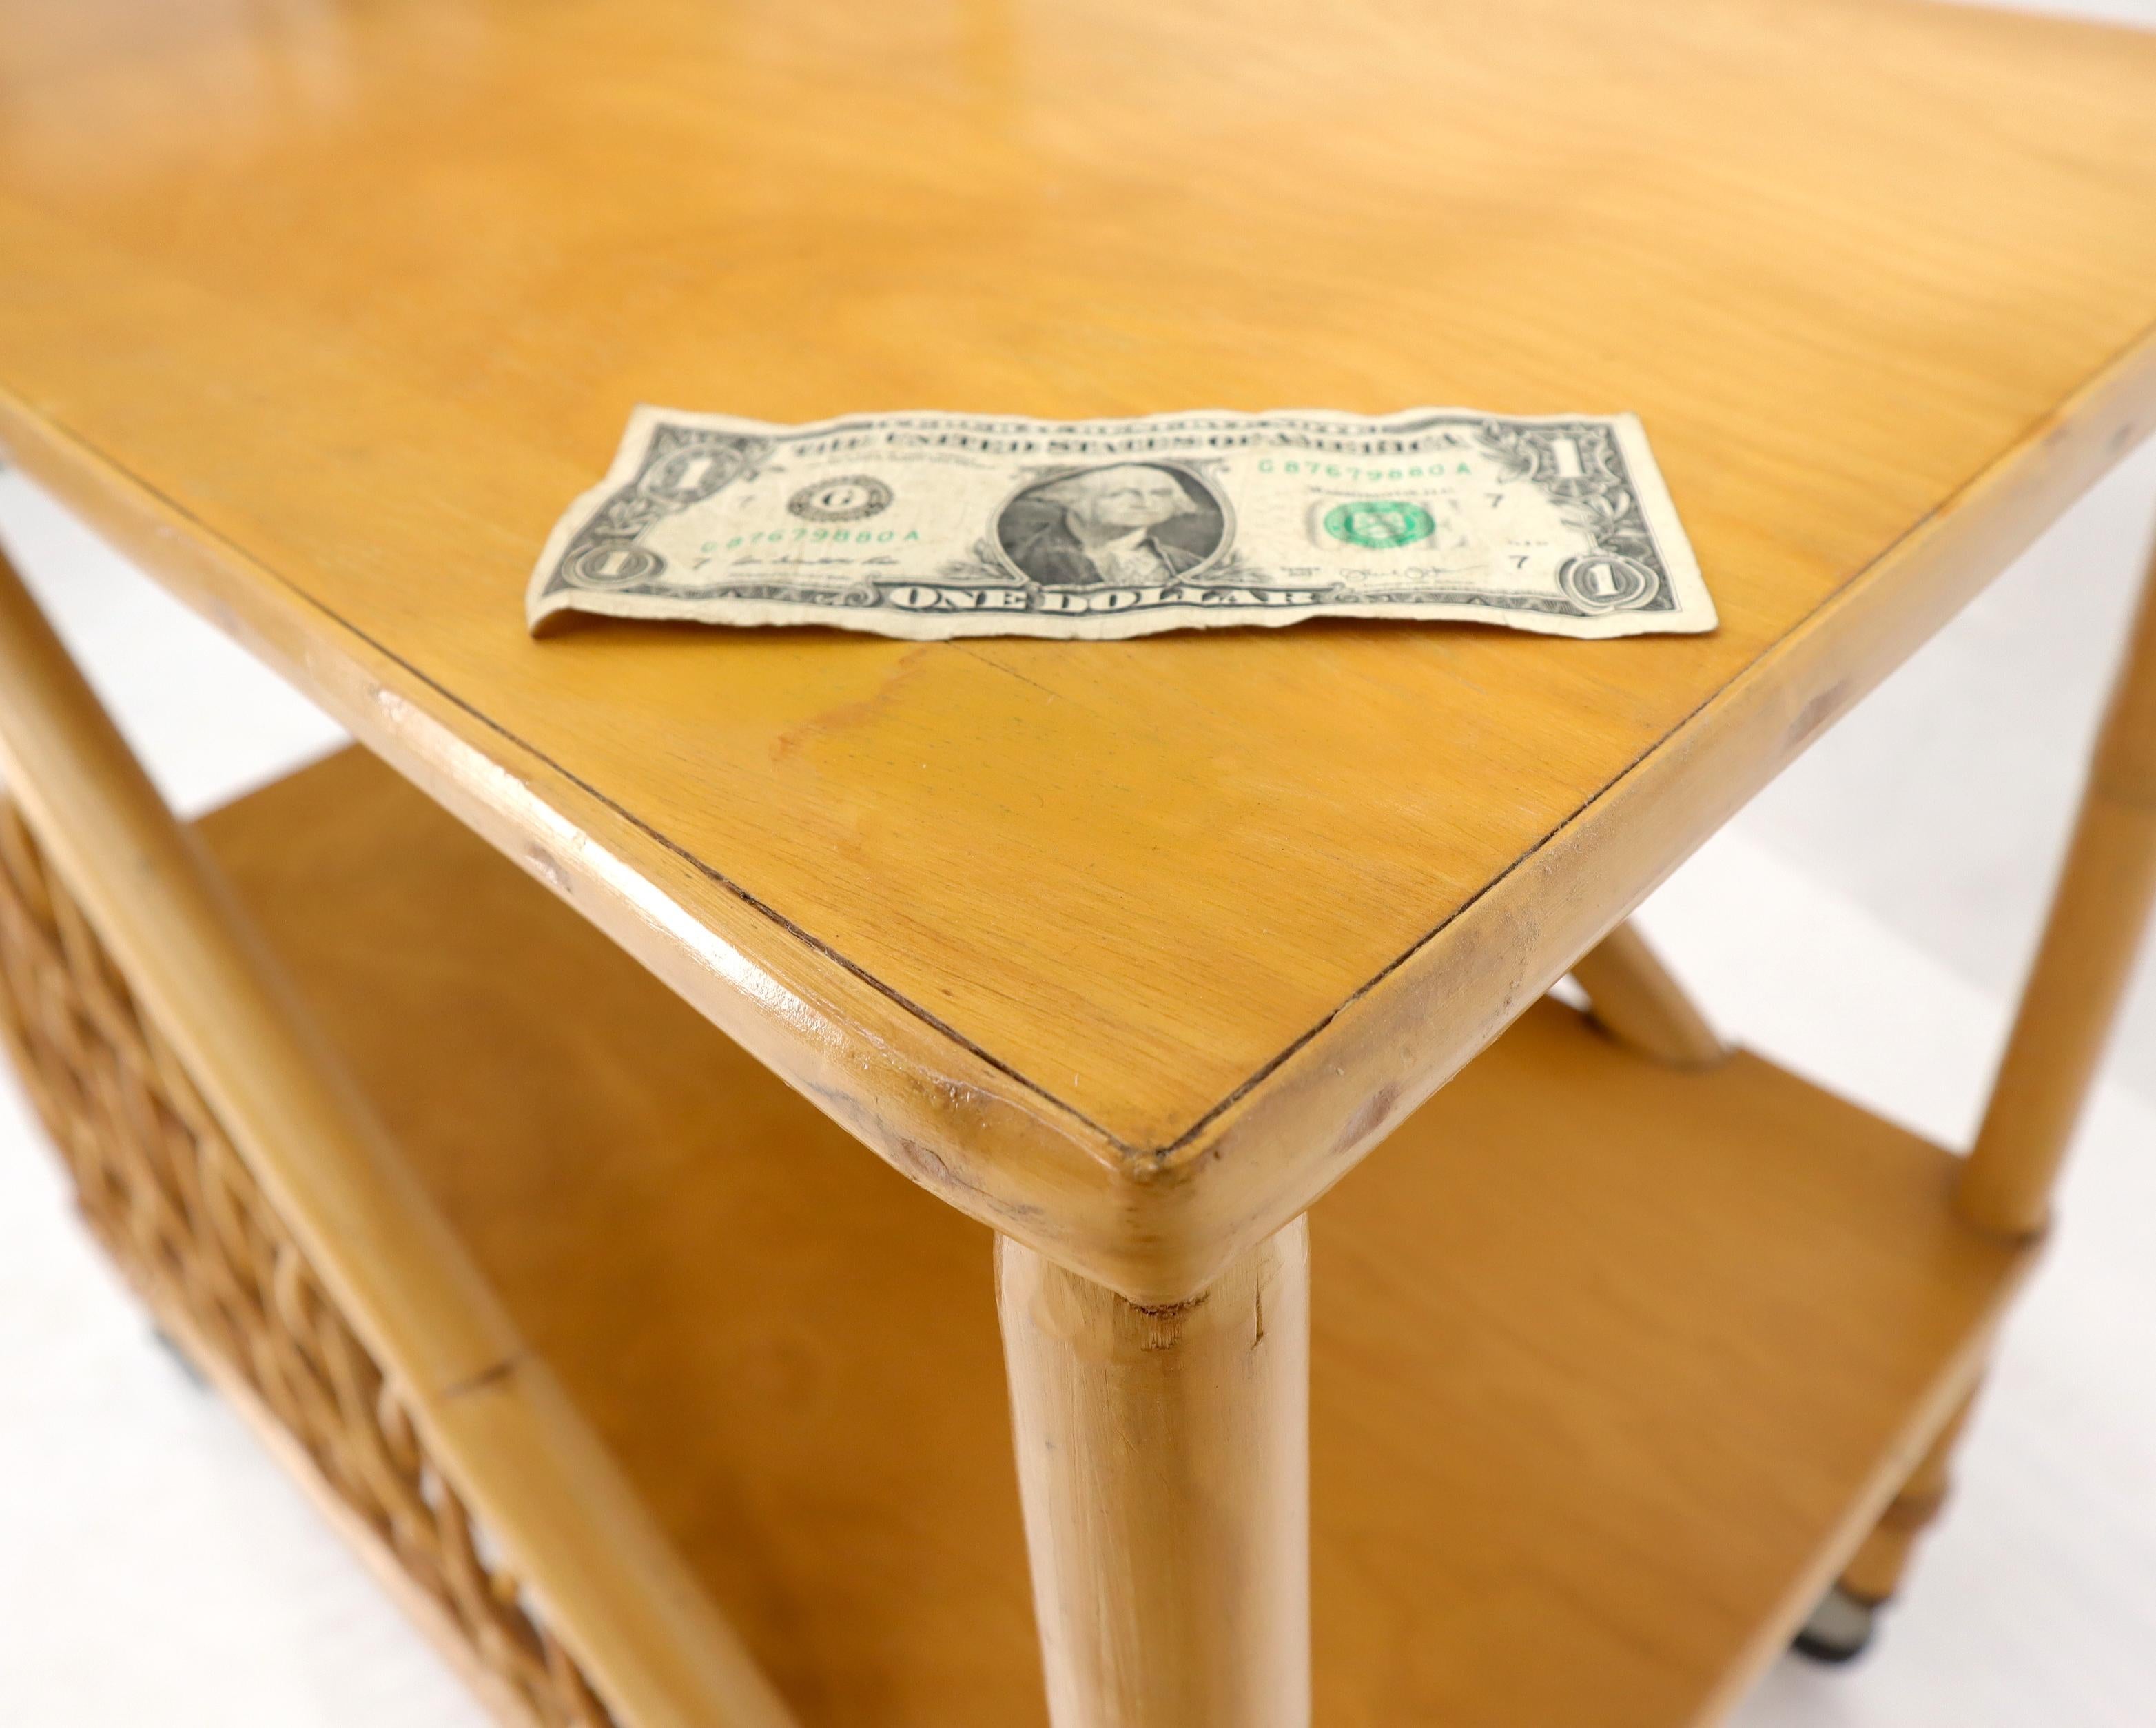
[993,462,1228,587]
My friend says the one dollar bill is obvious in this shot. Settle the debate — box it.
[527,406,1714,642]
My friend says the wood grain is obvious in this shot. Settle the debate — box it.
[5,0,2154,1296]
[198,746,2033,1728]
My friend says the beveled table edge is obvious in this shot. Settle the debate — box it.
[3,317,2153,1302]
[1158,321,2156,1287]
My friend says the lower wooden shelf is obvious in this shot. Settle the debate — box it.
[192,748,2029,1728]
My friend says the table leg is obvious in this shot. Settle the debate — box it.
[1570,919,1726,1068]
[996,1219,1311,1728]
[1805,520,2156,1664]
[1797,1390,1978,1662]
[1957,527,2156,1236]
[1840,1390,1978,1605]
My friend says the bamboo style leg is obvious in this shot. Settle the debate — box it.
[996,1220,1311,1728]
[1958,536,2156,1236]
[1804,524,2156,1663]
[1796,1392,1978,1663]
[1838,1392,1979,1606]
[1571,920,1727,1068]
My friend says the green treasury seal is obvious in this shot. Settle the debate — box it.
[1322,499,1435,550]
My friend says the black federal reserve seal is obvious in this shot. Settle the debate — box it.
[788,475,893,522]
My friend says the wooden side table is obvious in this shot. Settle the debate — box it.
[1,2,2154,1724]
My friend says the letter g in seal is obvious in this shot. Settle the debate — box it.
[788,475,894,522]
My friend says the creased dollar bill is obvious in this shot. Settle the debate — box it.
[527,406,1714,642]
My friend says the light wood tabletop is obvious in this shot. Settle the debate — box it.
[3,0,2155,1306]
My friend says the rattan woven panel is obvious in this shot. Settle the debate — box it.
[0,794,622,1728]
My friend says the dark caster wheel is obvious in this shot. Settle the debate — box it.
[1792,1583,1880,1664]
